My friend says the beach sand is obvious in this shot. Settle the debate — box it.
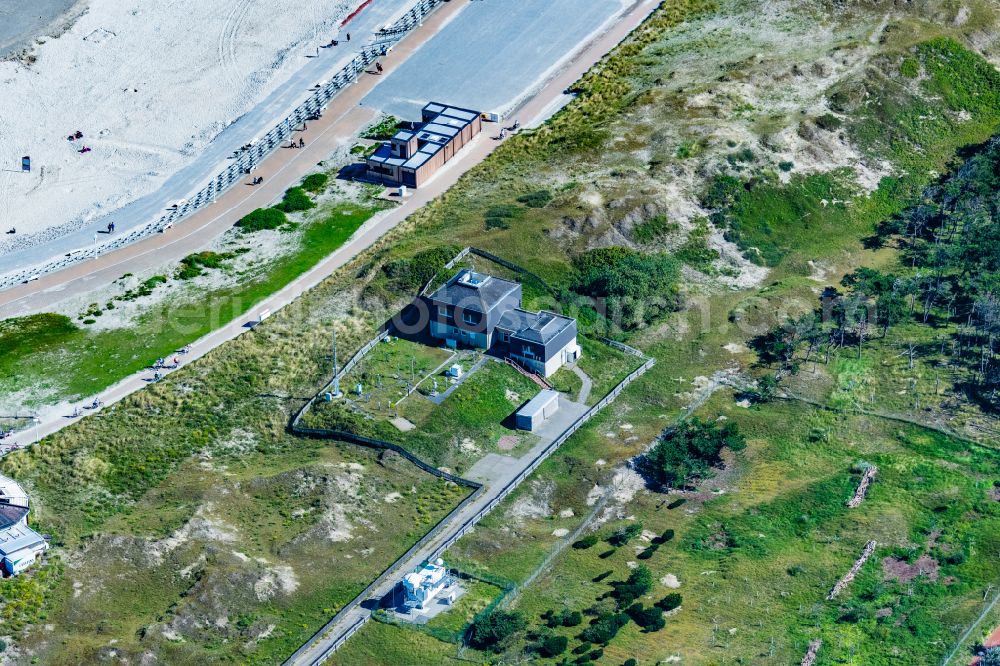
[0,0,354,251]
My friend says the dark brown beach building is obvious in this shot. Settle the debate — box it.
[366,102,482,188]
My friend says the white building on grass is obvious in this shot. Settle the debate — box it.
[0,474,47,577]
[402,558,452,609]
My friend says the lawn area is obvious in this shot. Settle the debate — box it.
[0,201,383,408]
[424,578,505,636]
[342,336,455,415]
[329,619,473,666]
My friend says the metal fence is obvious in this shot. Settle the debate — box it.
[0,0,448,291]
[428,356,655,560]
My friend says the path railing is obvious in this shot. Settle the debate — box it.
[0,0,449,291]
[283,331,654,663]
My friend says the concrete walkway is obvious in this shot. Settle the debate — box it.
[571,364,593,404]
[286,393,589,665]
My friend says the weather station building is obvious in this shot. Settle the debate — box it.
[366,102,482,188]
[0,475,47,577]
[402,558,453,610]
[426,269,581,377]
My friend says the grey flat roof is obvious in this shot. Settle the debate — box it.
[0,523,45,557]
[517,389,559,418]
[392,129,416,141]
[499,308,575,345]
[368,144,407,167]
[429,269,519,313]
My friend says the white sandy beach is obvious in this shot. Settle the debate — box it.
[0,0,355,248]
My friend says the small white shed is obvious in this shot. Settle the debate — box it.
[515,390,560,432]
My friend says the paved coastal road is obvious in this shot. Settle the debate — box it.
[0,0,418,280]
[10,0,661,450]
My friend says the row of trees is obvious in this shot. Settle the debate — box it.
[751,139,1000,410]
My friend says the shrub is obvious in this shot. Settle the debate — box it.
[632,215,677,244]
[624,660,638,666]
[517,190,553,208]
[574,641,593,654]
[301,173,329,193]
[580,612,629,644]
[177,251,234,280]
[611,565,654,606]
[469,609,526,651]
[588,648,605,661]
[362,114,399,140]
[645,418,746,489]
[236,207,287,232]
[654,593,682,612]
[484,203,525,230]
[381,245,460,292]
[899,57,920,78]
[608,523,643,547]
[573,535,599,549]
[778,160,794,172]
[539,634,569,658]
[563,610,583,627]
[626,603,666,632]
[276,187,316,213]
[815,113,843,131]
[572,247,681,329]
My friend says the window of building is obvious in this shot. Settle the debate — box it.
[500,331,510,342]
[463,311,478,325]
[438,306,447,317]
[521,346,536,359]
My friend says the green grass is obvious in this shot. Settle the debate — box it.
[343,337,454,413]
[549,366,583,399]
[0,203,382,406]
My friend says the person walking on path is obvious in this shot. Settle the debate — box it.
[346,32,350,41]
[299,137,305,148]
[375,62,383,74]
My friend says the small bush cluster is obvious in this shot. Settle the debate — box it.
[543,608,582,628]
[645,417,746,489]
[236,207,287,232]
[381,245,461,292]
[573,534,599,549]
[301,173,329,193]
[484,203,526,230]
[275,187,316,213]
[517,190,553,208]
[469,609,526,651]
[607,522,643,547]
[580,611,629,645]
[571,246,681,329]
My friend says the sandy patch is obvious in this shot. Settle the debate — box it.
[383,492,402,504]
[660,574,681,588]
[882,555,939,583]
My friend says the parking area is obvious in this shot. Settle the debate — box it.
[361,0,630,119]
